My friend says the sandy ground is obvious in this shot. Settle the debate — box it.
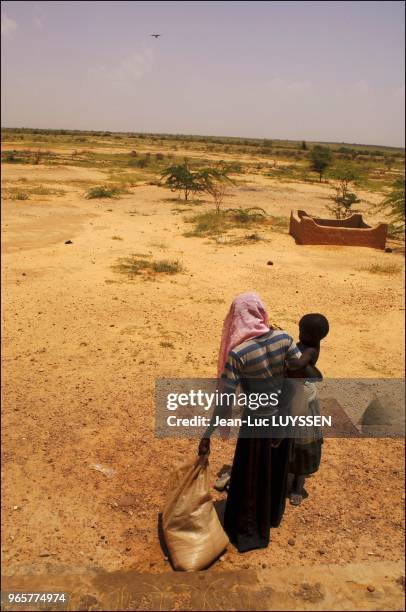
[1,162,404,578]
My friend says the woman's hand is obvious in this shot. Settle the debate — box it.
[198,437,211,456]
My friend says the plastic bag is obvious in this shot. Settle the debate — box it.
[162,456,229,571]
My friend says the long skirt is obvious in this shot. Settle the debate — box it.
[223,435,291,553]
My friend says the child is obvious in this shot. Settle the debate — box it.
[285,313,329,506]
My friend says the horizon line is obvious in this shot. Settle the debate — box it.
[1,125,405,151]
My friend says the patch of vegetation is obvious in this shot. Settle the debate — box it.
[184,212,224,237]
[161,162,204,201]
[2,129,404,203]
[108,171,143,187]
[148,240,169,250]
[267,163,305,182]
[359,262,402,275]
[198,166,234,213]
[1,149,55,165]
[29,184,66,196]
[86,185,129,199]
[310,145,332,182]
[223,233,268,246]
[10,191,30,200]
[270,216,289,231]
[3,184,66,199]
[374,177,405,234]
[152,260,183,273]
[111,235,123,240]
[160,341,175,348]
[2,151,26,163]
[226,207,267,224]
[243,232,263,242]
[112,254,184,278]
[184,207,269,238]
[161,161,234,206]
[387,222,404,239]
[327,163,361,219]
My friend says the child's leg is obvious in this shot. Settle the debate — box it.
[290,474,306,506]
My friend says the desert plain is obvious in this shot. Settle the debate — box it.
[1,131,404,578]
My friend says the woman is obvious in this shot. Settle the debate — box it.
[198,292,301,553]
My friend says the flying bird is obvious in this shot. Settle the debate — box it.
[150,34,161,38]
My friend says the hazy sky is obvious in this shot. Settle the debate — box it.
[1,1,405,146]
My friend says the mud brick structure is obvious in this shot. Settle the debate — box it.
[289,210,388,249]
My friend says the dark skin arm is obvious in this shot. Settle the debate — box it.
[286,347,323,380]
[286,347,317,370]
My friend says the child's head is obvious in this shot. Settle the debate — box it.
[299,313,329,347]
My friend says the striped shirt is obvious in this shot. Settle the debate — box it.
[221,330,301,392]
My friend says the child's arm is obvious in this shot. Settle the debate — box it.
[286,347,317,371]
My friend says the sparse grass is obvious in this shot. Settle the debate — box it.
[160,341,175,349]
[10,191,30,200]
[359,262,402,275]
[29,184,66,196]
[86,185,129,199]
[111,235,123,240]
[2,130,404,205]
[226,207,267,224]
[184,211,223,237]
[2,184,66,199]
[387,222,404,239]
[184,208,269,238]
[148,240,169,250]
[270,216,289,231]
[112,254,184,278]
[108,171,143,187]
[237,232,265,243]
[152,260,183,273]
[214,232,268,246]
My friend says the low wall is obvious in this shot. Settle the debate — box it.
[290,210,387,249]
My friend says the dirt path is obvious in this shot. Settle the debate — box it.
[2,561,404,610]
[1,165,404,577]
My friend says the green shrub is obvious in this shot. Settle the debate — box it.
[12,191,30,200]
[113,254,183,277]
[86,185,124,199]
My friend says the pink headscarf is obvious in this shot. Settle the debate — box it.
[217,292,270,378]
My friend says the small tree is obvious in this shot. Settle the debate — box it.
[198,166,234,213]
[301,140,307,150]
[328,191,360,219]
[310,145,332,182]
[331,163,359,192]
[160,162,202,201]
[375,177,405,235]
[384,156,395,173]
[33,149,43,165]
[327,164,361,219]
